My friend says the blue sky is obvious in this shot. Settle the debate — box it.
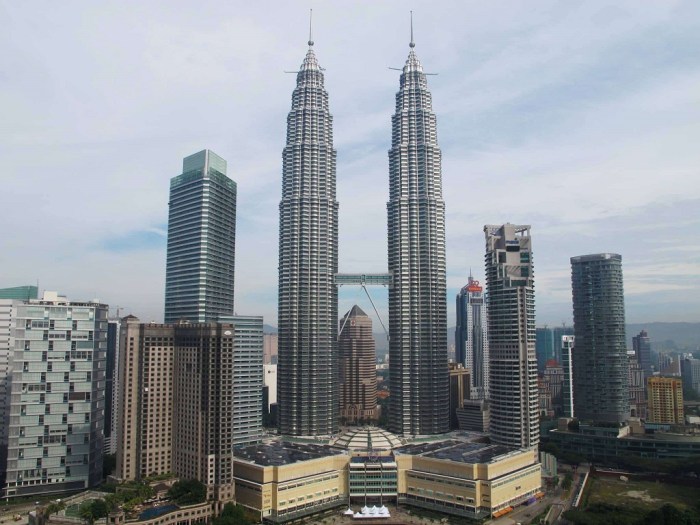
[1,0,699,329]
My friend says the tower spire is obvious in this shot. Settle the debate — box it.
[409,10,415,48]
[308,8,314,47]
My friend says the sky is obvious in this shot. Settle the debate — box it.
[2,0,700,330]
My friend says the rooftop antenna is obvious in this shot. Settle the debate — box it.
[308,8,313,47]
[410,10,415,48]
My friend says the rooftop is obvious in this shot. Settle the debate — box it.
[234,441,344,467]
[394,440,514,464]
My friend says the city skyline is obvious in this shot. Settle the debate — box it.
[2,2,700,328]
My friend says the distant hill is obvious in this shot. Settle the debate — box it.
[263,324,277,334]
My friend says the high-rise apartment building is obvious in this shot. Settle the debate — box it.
[116,317,174,482]
[338,306,377,424]
[647,377,684,424]
[3,292,107,499]
[455,275,489,400]
[632,330,652,379]
[277,38,339,436]
[263,333,278,365]
[387,35,449,436]
[484,224,538,449]
[571,253,629,424]
[561,336,575,418]
[164,150,237,324]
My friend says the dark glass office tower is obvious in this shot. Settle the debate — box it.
[455,275,489,400]
[277,38,339,436]
[387,35,449,436]
[632,330,652,380]
[571,253,630,424]
[164,150,237,324]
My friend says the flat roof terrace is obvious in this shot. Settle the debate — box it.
[234,441,345,467]
[395,441,514,464]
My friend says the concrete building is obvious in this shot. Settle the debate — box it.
[3,292,107,499]
[339,306,377,424]
[455,400,490,433]
[448,363,470,430]
[387,35,449,436]
[571,253,629,424]
[484,224,538,449]
[647,377,684,424]
[561,336,575,418]
[263,334,278,365]
[164,150,237,324]
[277,38,339,437]
[233,433,541,523]
[116,318,174,481]
[455,275,488,400]
[632,330,652,380]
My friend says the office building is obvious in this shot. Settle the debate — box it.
[3,292,107,499]
[647,377,684,424]
[387,33,449,436]
[571,253,629,424]
[338,306,377,424]
[632,330,652,379]
[681,357,700,396]
[277,37,339,437]
[561,336,575,418]
[542,360,564,416]
[455,275,489,400]
[484,224,538,449]
[455,400,490,433]
[448,363,470,430]
[116,317,174,481]
[0,286,39,301]
[164,150,237,324]
[218,315,264,446]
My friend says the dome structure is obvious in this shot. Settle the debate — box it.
[331,427,404,450]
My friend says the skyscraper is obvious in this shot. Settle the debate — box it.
[339,306,377,424]
[632,330,652,379]
[455,275,489,400]
[484,224,538,449]
[164,150,237,324]
[571,253,629,424]
[277,36,339,436]
[387,31,449,436]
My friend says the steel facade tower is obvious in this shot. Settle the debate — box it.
[571,253,630,424]
[387,33,449,436]
[484,224,538,449]
[455,275,489,400]
[164,150,237,324]
[277,37,339,436]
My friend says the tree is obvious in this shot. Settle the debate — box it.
[167,479,207,505]
[212,503,252,525]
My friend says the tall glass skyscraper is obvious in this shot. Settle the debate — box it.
[277,38,339,436]
[455,275,489,400]
[571,253,629,424]
[164,150,237,324]
[484,224,538,449]
[387,35,449,436]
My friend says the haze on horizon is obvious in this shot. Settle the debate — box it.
[2,1,699,328]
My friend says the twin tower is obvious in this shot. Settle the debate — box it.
[277,32,448,437]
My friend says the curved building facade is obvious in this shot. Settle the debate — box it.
[387,37,449,436]
[277,39,339,436]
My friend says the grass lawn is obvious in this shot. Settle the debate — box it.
[585,476,699,513]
